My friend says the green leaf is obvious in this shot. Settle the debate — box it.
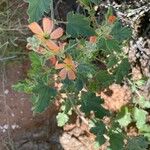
[139,125,150,141]
[61,99,72,115]
[79,0,101,5]
[133,107,148,129]
[90,120,106,146]
[57,99,73,127]
[90,120,106,135]
[26,0,52,23]
[133,96,150,109]
[56,112,69,127]
[80,92,109,118]
[107,56,118,68]
[62,79,75,92]
[143,133,150,141]
[90,0,102,5]
[126,136,149,150]
[134,80,146,86]
[111,21,132,43]
[117,107,132,128]
[12,80,33,94]
[89,70,114,91]
[79,0,90,6]
[65,40,82,61]
[27,36,41,51]
[29,52,43,66]
[77,63,97,80]
[94,70,114,89]
[114,58,130,83]
[109,132,124,150]
[32,81,57,113]
[29,52,42,71]
[84,41,97,60]
[98,38,121,54]
[29,52,43,75]
[66,12,95,38]
[61,77,84,93]
[75,77,84,91]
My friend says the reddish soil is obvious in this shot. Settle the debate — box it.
[0,62,32,136]
[0,62,59,149]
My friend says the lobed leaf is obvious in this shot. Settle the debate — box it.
[111,21,132,43]
[109,132,124,150]
[117,107,132,128]
[114,58,131,83]
[26,0,52,23]
[66,12,95,38]
[133,107,148,129]
[80,92,109,118]
[88,70,114,91]
[98,37,121,54]
[126,136,149,150]
[56,112,69,127]
[32,81,57,113]
[90,119,106,146]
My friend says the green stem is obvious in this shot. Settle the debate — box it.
[50,0,54,20]
[127,79,142,98]
[89,3,98,29]
[55,20,68,24]
[66,91,89,125]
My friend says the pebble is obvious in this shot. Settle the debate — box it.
[4,89,9,95]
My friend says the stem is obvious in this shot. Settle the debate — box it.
[55,20,68,24]
[127,79,142,98]
[0,56,16,61]
[50,0,54,20]
[89,3,98,29]
[0,42,9,49]
[74,106,89,125]
[0,28,27,31]
[66,92,89,126]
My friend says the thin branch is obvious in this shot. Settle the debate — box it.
[50,0,54,20]
[0,56,17,61]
